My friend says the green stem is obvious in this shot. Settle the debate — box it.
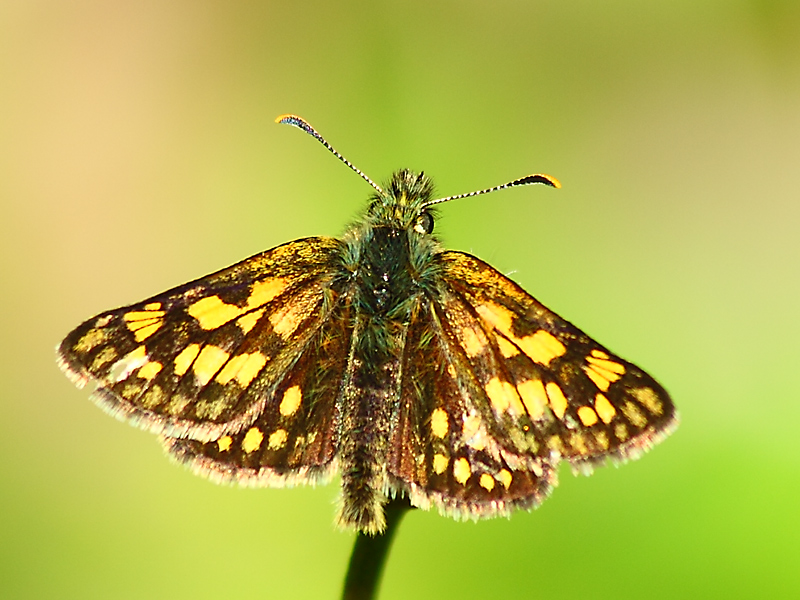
[341,497,412,600]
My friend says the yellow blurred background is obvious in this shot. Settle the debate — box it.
[2,1,799,598]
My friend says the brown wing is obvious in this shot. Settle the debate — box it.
[164,295,354,487]
[386,251,677,520]
[57,237,343,443]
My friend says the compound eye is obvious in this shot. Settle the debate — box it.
[415,212,434,234]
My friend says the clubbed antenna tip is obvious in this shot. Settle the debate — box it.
[423,172,560,208]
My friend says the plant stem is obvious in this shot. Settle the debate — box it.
[341,497,412,600]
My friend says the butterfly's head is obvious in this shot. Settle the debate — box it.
[367,169,436,234]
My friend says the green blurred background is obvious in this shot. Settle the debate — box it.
[2,1,799,598]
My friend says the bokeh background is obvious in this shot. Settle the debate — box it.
[2,1,799,598]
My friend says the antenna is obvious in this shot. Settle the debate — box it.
[422,173,561,208]
[276,114,384,196]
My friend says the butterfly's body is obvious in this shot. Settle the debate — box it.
[58,116,676,535]
[333,171,438,531]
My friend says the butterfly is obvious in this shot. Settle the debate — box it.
[57,114,677,535]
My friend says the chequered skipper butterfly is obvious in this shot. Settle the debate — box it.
[58,115,677,534]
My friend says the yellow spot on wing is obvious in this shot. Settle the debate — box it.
[111,345,148,382]
[615,422,629,441]
[235,352,268,386]
[545,382,568,419]
[495,334,519,358]
[236,308,265,334]
[484,377,524,414]
[548,435,564,453]
[217,436,232,451]
[127,345,148,362]
[216,354,248,385]
[517,378,547,420]
[279,385,303,417]
[242,427,264,453]
[587,355,625,374]
[92,347,118,369]
[174,344,200,377]
[216,352,268,387]
[194,396,230,420]
[75,328,106,352]
[569,431,589,454]
[189,279,287,332]
[496,469,512,489]
[476,302,515,337]
[138,360,162,380]
[462,413,487,451]
[167,394,191,415]
[188,296,243,331]
[193,345,230,386]
[584,366,611,391]
[135,322,161,342]
[518,330,566,366]
[141,385,165,408]
[268,428,288,449]
[577,405,599,427]
[622,401,647,428]
[446,364,457,379]
[459,326,487,358]
[591,349,610,359]
[479,473,495,491]
[594,393,616,423]
[584,355,625,391]
[430,408,449,438]
[123,310,165,341]
[453,458,471,485]
[144,302,162,311]
[432,453,448,474]
[462,413,480,439]
[631,387,664,415]
[248,278,288,307]
[477,303,565,366]
[123,310,166,322]
[269,302,305,340]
